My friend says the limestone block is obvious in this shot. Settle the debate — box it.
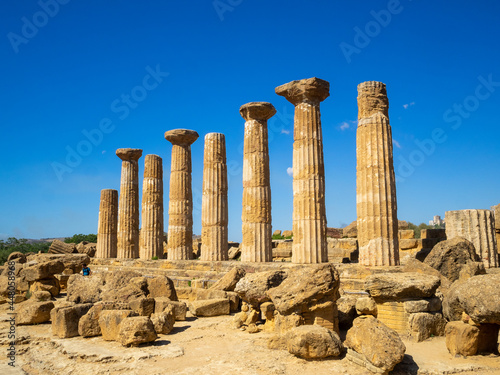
[399,239,418,250]
[30,277,60,297]
[209,266,246,291]
[99,310,136,341]
[408,312,447,342]
[117,316,157,346]
[129,297,155,317]
[285,325,343,359]
[188,298,230,317]
[16,301,54,325]
[20,260,65,282]
[445,321,479,356]
[150,305,175,334]
[365,272,440,299]
[154,298,187,321]
[51,303,93,338]
[146,275,178,300]
[355,297,377,316]
[399,230,415,240]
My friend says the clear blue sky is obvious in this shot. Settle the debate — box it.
[1,0,499,241]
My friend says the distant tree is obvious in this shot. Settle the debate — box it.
[0,237,50,265]
[64,234,97,244]
[407,222,434,239]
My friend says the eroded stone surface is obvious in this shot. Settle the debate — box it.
[96,189,118,258]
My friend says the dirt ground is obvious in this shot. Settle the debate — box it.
[1,301,500,375]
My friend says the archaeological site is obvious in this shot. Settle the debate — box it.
[2,78,500,375]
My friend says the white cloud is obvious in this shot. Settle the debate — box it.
[340,122,350,130]
[393,139,401,149]
[403,102,415,109]
[281,129,290,135]
[286,167,293,177]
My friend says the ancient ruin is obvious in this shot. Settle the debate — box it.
[445,209,498,268]
[356,81,399,266]
[116,148,143,259]
[164,129,199,260]
[200,133,228,261]
[139,154,164,260]
[240,102,275,262]
[275,77,329,264]
[95,189,118,258]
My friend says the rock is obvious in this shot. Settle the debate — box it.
[146,275,178,300]
[228,245,241,260]
[51,303,93,338]
[268,335,287,350]
[260,302,275,320]
[442,280,466,322]
[117,316,157,346]
[129,297,155,317]
[7,252,27,263]
[267,264,339,315]
[274,312,304,335]
[30,277,60,297]
[445,321,479,356]
[32,291,52,302]
[67,274,105,304]
[399,230,415,240]
[408,312,447,342]
[20,260,65,282]
[273,230,282,237]
[399,239,418,250]
[188,298,230,317]
[403,258,452,291]
[245,309,260,325]
[16,301,55,325]
[455,274,500,324]
[345,316,405,373]
[234,270,288,307]
[365,272,440,300]
[151,305,175,334]
[355,297,377,316]
[154,298,187,321]
[48,239,77,254]
[76,242,97,257]
[343,221,357,238]
[403,298,441,313]
[99,310,136,341]
[210,266,246,291]
[423,237,482,282]
[100,271,147,303]
[225,291,241,312]
[285,325,343,359]
[247,323,260,333]
[195,288,226,300]
[282,230,293,238]
[79,304,105,337]
[337,295,358,329]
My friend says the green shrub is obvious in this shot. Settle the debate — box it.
[64,234,97,243]
[0,238,51,265]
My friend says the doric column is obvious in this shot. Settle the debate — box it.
[116,148,142,258]
[140,154,164,259]
[446,209,498,268]
[275,77,329,264]
[493,204,500,254]
[239,102,276,262]
[165,129,199,260]
[200,133,228,261]
[96,189,118,258]
[356,81,399,266]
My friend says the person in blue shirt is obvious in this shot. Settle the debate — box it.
[81,264,92,276]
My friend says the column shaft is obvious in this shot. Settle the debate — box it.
[96,189,118,258]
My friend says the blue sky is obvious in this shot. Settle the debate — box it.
[1,0,499,241]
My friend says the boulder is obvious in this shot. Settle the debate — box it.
[16,301,54,325]
[129,297,155,317]
[99,310,136,341]
[274,312,305,335]
[48,239,77,254]
[442,280,466,322]
[234,270,288,307]
[282,230,293,238]
[345,316,406,373]
[365,272,440,300]
[117,316,157,347]
[51,303,93,338]
[355,297,377,316]
[30,277,60,297]
[408,312,447,342]
[228,245,241,260]
[32,291,52,302]
[445,321,479,356]
[404,298,441,313]
[67,274,105,304]
[76,241,97,257]
[151,305,175,334]
[273,230,282,237]
[20,260,65,282]
[343,221,357,238]
[79,304,105,337]
[188,299,230,317]
[7,252,27,263]
[455,274,500,324]
[285,325,343,359]
[267,264,339,315]
[146,275,178,300]
[337,295,357,329]
[403,258,452,291]
[423,238,482,282]
[154,298,187,321]
[210,266,246,292]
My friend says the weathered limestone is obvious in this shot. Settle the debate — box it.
[239,102,276,262]
[275,77,329,264]
[116,148,142,258]
[493,204,500,253]
[445,209,498,268]
[165,129,199,260]
[356,81,399,266]
[96,189,118,258]
[201,133,228,261]
[140,154,164,259]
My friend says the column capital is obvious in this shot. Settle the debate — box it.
[165,129,199,145]
[239,102,276,121]
[275,77,329,106]
[116,148,143,161]
[357,81,389,119]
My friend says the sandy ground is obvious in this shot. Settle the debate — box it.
[1,302,500,375]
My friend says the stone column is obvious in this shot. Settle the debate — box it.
[116,148,142,259]
[275,77,329,264]
[200,133,228,261]
[140,154,164,260]
[165,129,199,260]
[446,209,498,268]
[96,189,118,258]
[239,102,276,262]
[356,81,399,266]
[492,204,500,254]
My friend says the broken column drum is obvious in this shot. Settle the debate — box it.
[96,189,118,258]
[165,129,199,260]
[275,77,329,264]
[356,81,399,266]
[240,102,276,262]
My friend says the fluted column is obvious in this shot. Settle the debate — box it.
[275,77,329,264]
[446,209,498,268]
[165,129,199,260]
[493,204,500,254]
[200,133,228,261]
[239,102,276,262]
[356,81,399,266]
[96,189,118,258]
[140,154,164,259]
[116,148,142,259]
